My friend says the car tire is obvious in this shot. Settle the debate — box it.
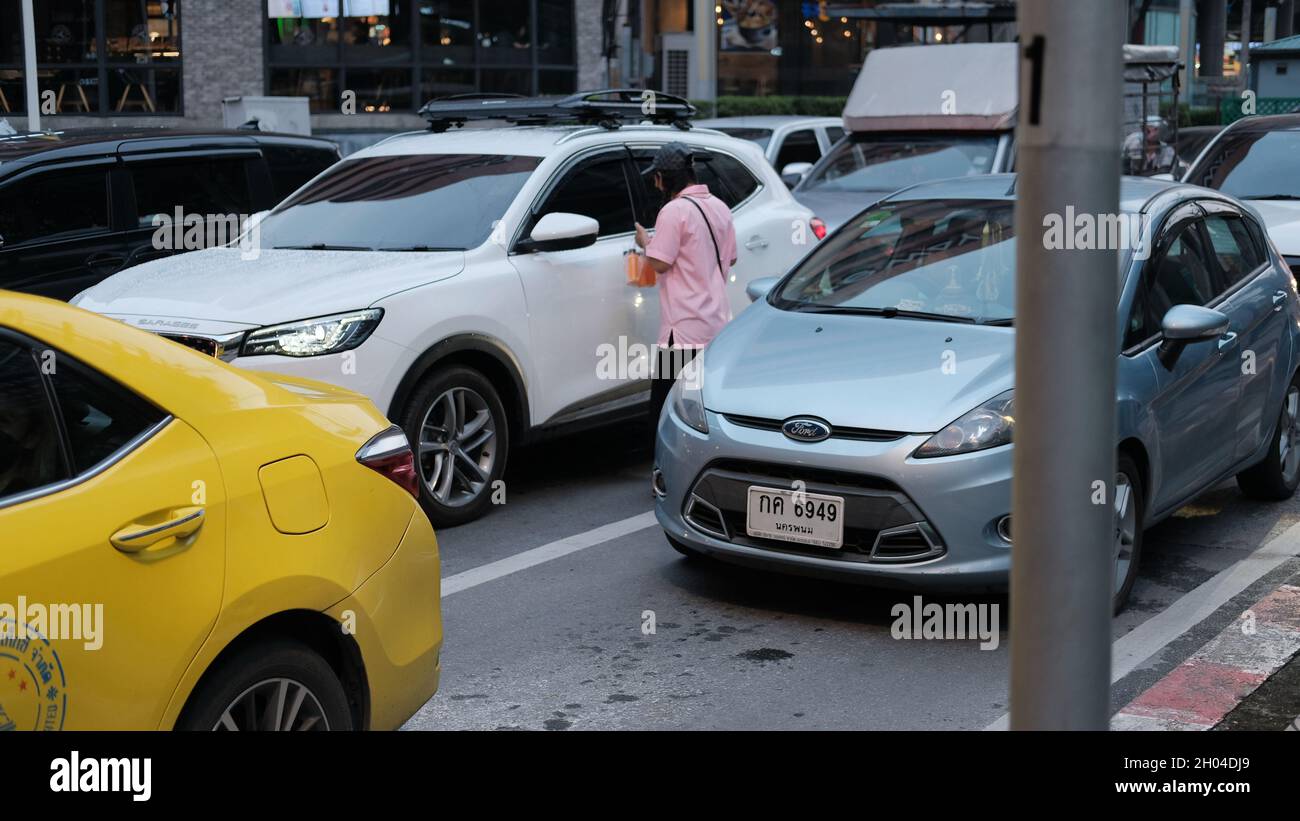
[400,366,509,528]
[1236,374,1300,502]
[1113,453,1145,615]
[177,638,352,731]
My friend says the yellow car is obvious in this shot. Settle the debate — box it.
[0,292,441,730]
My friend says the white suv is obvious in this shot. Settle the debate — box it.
[73,96,821,526]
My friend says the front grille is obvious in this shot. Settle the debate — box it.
[724,414,907,442]
[159,333,219,357]
[684,461,945,565]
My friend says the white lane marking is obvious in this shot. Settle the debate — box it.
[985,519,1300,730]
[442,511,658,597]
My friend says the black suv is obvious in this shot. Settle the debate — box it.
[0,129,340,301]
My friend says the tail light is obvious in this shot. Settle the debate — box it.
[810,217,827,241]
[356,425,419,499]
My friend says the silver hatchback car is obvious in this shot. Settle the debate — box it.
[654,175,1300,611]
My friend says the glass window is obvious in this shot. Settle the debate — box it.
[700,151,760,208]
[480,0,531,63]
[536,0,573,65]
[48,353,166,474]
[0,340,68,501]
[1189,131,1300,199]
[257,153,542,251]
[801,134,1000,195]
[716,127,773,150]
[419,1,474,60]
[129,158,254,227]
[1131,220,1218,343]
[0,167,111,246]
[269,67,339,113]
[773,198,1018,324]
[1203,214,1266,286]
[775,129,822,169]
[826,126,845,144]
[261,144,340,202]
[539,155,635,238]
[344,67,413,112]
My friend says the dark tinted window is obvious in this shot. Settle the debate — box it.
[130,158,254,228]
[1188,131,1300,198]
[825,126,845,144]
[261,144,339,202]
[538,154,635,237]
[1203,214,1266,286]
[48,355,166,474]
[0,339,67,500]
[258,153,542,251]
[1129,220,1217,344]
[775,129,822,168]
[0,167,111,246]
[633,149,759,224]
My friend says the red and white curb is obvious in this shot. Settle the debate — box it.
[1112,584,1300,731]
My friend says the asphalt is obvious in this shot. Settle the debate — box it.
[402,424,1300,731]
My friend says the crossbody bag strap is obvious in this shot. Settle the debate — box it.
[682,196,725,281]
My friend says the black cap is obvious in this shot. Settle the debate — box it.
[645,141,694,175]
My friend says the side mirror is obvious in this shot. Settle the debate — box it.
[0,232,5,249]
[1157,304,1229,368]
[745,275,780,303]
[519,212,599,253]
[1149,172,1175,182]
[781,162,813,189]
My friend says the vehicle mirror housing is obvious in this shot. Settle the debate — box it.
[745,276,780,302]
[1157,304,1229,368]
[520,212,599,253]
[781,162,813,189]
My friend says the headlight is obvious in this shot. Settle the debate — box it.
[241,309,383,358]
[914,390,1014,458]
[669,355,708,433]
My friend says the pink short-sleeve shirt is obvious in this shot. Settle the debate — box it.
[645,184,736,348]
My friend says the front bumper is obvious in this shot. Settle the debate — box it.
[326,509,442,730]
[654,406,1013,591]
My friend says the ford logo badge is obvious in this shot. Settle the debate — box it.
[782,418,832,443]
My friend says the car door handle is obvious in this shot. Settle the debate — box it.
[1274,290,1289,311]
[744,235,769,250]
[111,507,205,553]
[1218,331,1239,352]
[85,253,125,272]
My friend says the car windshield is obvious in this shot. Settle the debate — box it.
[1187,130,1300,199]
[256,153,542,251]
[772,198,1017,324]
[799,133,1000,194]
[715,127,773,149]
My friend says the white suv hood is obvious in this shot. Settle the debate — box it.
[74,247,466,329]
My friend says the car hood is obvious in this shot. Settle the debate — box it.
[1240,199,1300,256]
[74,247,466,330]
[704,303,1014,433]
[791,188,892,231]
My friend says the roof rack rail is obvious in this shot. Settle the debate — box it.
[418,88,697,133]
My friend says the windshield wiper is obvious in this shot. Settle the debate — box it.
[378,245,464,252]
[1241,194,1300,201]
[273,243,374,251]
[793,305,979,324]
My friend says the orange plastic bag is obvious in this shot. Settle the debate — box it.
[625,249,657,287]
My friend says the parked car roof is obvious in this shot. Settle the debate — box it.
[350,123,742,161]
[695,116,842,129]
[0,127,338,172]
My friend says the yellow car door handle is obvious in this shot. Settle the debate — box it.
[111,507,206,553]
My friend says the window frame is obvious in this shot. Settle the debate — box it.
[511,146,637,253]
[0,159,119,249]
[0,328,172,511]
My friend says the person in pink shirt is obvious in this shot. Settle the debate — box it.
[634,142,738,430]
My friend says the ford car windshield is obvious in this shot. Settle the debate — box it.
[772,198,1016,324]
[257,153,542,252]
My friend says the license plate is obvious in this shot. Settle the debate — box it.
[746,486,845,549]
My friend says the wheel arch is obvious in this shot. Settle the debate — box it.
[1118,437,1150,503]
[173,609,370,731]
[388,334,530,444]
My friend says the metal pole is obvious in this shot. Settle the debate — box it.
[1281,0,1295,39]
[1241,0,1252,86]
[1179,0,1194,93]
[21,0,39,132]
[1010,0,1123,730]
[693,0,716,105]
[1201,0,1226,76]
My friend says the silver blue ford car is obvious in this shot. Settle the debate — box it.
[653,174,1300,612]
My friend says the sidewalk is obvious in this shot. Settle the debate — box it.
[1112,580,1300,730]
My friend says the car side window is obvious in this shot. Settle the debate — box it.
[537,153,636,238]
[1130,219,1217,345]
[775,129,822,169]
[1202,213,1265,288]
[825,126,845,144]
[633,148,759,224]
[46,354,166,474]
[129,158,255,229]
[0,167,112,247]
[0,339,68,502]
[261,144,338,202]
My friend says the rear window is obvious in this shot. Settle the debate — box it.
[801,134,999,195]
[256,153,542,252]
[716,127,773,149]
